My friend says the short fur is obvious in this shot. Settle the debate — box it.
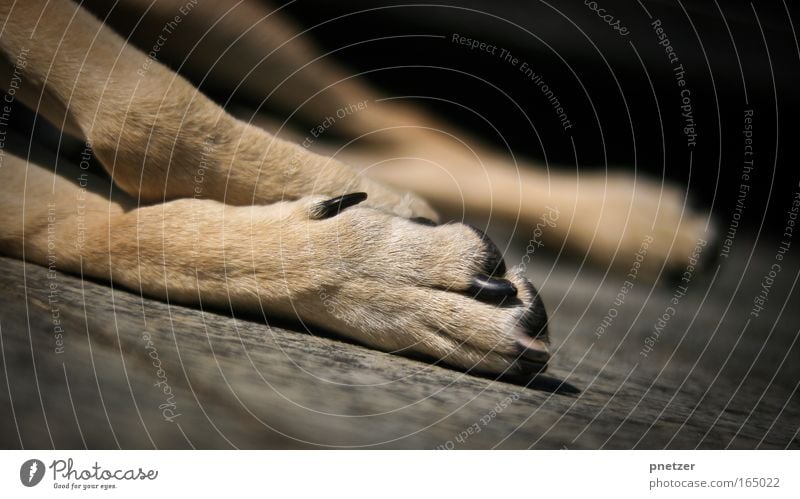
[0,0,711,374]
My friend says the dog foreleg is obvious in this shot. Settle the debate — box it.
[0,0,434,217]
[0,150,551,375]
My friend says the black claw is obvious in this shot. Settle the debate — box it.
[410,216,438,226]
[468,275,518,303]
[467,225,507,277]
[520,279,549,339]
[310,192,368,219]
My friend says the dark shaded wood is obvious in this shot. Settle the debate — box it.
[1,243,798,449]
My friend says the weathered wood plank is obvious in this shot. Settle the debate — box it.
[1,247,798,449]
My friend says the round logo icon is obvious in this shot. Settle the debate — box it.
[20,459,45,487]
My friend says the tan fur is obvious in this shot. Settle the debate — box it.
[0,0,711,374]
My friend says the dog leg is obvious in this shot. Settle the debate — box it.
[0,151,551,375]
[80,0,429,139]
[41,0,714,274]
[0,0,434,218]
[336,132,715,276]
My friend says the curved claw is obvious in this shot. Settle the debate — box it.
[467,275,518,303]
[409,216,438,226]
[310,192,368,219]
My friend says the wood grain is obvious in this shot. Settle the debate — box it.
[1,245,798,449]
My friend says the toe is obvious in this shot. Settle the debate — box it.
[467,225,507,277]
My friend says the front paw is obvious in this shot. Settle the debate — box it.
[284,195,550,375]
[361,178,440,222]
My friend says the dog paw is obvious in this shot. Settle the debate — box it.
[358,176,441,222]
[273,193,551,375]
[567,174,717,278]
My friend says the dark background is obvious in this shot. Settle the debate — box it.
[276,0,799,233]
[8,1,798,233]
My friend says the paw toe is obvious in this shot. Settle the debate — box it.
[467,225,507,276]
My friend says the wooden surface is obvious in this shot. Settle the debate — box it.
[1,236,799,449]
